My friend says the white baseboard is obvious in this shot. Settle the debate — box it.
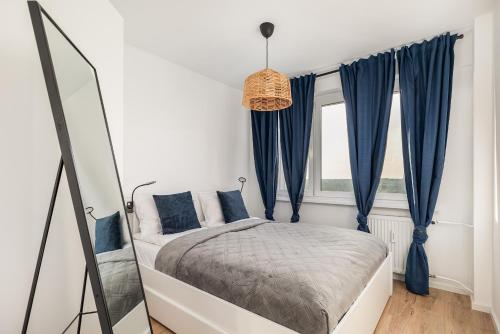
[429,276,473,295]
[469,297,500,333]
[491,307,500,334]
[393,273,471,296]
[470,296,491,313]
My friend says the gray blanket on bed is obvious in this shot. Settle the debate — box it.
[155,219,387,334]
[97,247,142,326]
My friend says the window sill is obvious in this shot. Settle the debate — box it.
[276,194,409,210]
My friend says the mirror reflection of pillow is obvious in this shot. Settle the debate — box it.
[153,191,201,234]
[95,211,122,254]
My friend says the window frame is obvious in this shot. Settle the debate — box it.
[313,91,355,202]
[277,88,409,210]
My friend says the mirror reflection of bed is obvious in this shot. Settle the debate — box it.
[84,208,141,326]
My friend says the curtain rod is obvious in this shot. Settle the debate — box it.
[316,33,464,78]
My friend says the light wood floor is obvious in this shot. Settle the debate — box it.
[151,318,175,334]
[150,280,496,334]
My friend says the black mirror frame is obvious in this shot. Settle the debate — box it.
[27,2,152,333]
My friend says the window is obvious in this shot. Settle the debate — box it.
[278,89,407,209]
[320,100,353,192]
[379,93,405,194]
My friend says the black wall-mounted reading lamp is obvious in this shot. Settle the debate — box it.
[126,181,156,213]
[238,177,247,192]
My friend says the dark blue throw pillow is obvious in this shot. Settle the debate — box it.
[95,211,122,254]
[153,191,201,234]
[217,190,250,223]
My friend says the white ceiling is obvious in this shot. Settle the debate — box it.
[111,0,493,89]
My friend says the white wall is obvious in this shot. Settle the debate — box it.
[123,45,250,205]
[472,12,495,311]
[493,2,500,329]
[247,30,475,295]
[0,0,123,332]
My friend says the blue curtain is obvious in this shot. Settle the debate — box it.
[340,51,396,232]
[398,33,457,295]
[251,111,279,220]
[279,74,316,222]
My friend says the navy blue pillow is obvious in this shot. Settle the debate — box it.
[153,191,201,234]
[217,190,250,223]
[95,211,122,254]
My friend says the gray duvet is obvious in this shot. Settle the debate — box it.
[97,247,142,326]
[155,219,387,334]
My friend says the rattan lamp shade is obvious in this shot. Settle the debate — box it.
[242,68,292,111]
[242,22,292,111]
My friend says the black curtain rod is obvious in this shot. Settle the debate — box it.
[316,33,464,78]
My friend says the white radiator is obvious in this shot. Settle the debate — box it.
[368,215,413,274]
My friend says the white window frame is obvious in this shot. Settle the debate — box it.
[313,91,355,203]
[277,89,408,210]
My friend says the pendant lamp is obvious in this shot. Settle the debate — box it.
[242,22,292,111]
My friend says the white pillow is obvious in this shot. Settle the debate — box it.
[134,192,205,235]
[198,192,225,227]
[134,194,161,236]
[192,195,205,223]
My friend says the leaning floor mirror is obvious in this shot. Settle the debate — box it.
[27,1,152,333]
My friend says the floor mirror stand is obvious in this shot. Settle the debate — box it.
[27,2,153,332]
[22,158,97,334]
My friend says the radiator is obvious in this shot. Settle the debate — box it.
[368,215,413,274]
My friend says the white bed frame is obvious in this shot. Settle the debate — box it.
[139,253,393,334]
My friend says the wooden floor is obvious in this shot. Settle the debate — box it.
[374,281,495,334]
[150,280,496,334]
[151,318,175,334]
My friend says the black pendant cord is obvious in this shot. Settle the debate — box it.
[22,158,96,334]
[259,21,274,70]
[316,33,464,78]
[265,38,269,69]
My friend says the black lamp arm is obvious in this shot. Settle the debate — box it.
[85,207,96,221]
[126,181,156,213]
[238,177,247,192]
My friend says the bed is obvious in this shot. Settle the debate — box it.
[133,217,392,334]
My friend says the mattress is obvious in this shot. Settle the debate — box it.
[133,239,160,269]
[154,219,388,334]
[133,226,207,268]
